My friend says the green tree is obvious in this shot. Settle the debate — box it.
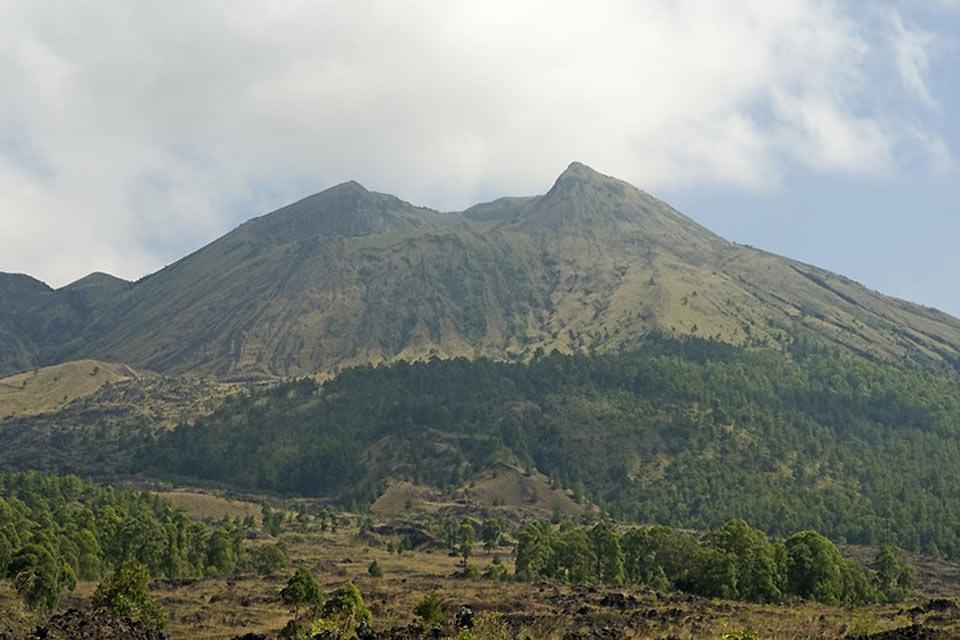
[557,528,593,583]
[367,559,383,578]
[7,543,61,612]
[874,545,915,603]
[677,546,737,599]
[841,558,878,605]
[206,526,242,575]
[314,581,372,635]
[784,531,846,604]
[589,522,624,584]
[458,522,476,566]
[480,518,504,552]
[514,522,558,580]
[262,504,284,537]
[280,567,323,616]
[704,519,785,602]
[92,559,167,630]
[621,525,698,588]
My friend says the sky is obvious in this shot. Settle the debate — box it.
[1,1,958,314]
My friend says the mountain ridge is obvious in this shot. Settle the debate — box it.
[2,162,959,378]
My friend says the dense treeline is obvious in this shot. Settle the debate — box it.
[515,519,915,605]
[0,470,243,612]
[144,335,960,558]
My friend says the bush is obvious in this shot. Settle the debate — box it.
[848,611,882,637]
[482,564,509,581]
[250,542,290,576]
[367,559,383,578]
[874,545,915,603]
[278,619,310,640]
[414,592,446,628]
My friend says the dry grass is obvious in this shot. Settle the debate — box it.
[158,491,262,522]
[369,464,585,522]
[458,462,584,519]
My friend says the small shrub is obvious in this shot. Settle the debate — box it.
[368,559,383,578]
[414,592,445,628]
[848,611,882,637]
[454,612,513,640]
[278,619,309,640]
[482,564,509,581]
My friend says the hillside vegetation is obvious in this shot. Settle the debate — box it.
[2,164,960,378]
[0,374,239,478]
[142,335,960,560]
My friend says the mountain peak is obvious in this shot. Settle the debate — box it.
[550,162,614,190]
[325,179,369,195]
[545,162,629,199]
[238,178,424,243]
[558,161,603,179]
[62,272,129,292]
[515,162,639,229]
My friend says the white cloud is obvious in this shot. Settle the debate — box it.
[889,9,939,110]
[0,0,952,286]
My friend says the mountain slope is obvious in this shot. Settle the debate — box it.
[2,163,960,377]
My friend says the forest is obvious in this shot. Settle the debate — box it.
[0,470,251,618]
[143,334,960,559]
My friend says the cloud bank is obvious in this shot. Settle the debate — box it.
[0,0,952,286]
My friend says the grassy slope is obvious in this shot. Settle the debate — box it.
[371,463,584,520]
[0,374,240,477]
[0,359,141,419]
